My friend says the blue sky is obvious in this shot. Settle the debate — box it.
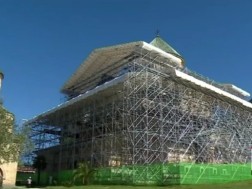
[1,0,252,123]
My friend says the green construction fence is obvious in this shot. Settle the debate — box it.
[16,171,49,186]
[17,163,252,186]
[92,163,252,185]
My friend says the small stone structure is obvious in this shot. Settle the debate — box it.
[0,162,18,187]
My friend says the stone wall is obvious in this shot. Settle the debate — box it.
[0,162,18,187]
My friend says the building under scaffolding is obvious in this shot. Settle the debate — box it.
[25,36,252,185]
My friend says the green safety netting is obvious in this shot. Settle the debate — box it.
[17,163,252,186]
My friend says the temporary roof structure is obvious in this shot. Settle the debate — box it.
[61,38,184,95]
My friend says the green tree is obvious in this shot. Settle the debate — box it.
[0,106,27,164]
[32,155,47,186]
[73,162,96,185]
[16,123,34,166]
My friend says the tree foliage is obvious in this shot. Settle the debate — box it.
[0,106,29,164]
[73,162,96,185]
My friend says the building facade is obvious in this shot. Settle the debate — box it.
[26,37,252,185]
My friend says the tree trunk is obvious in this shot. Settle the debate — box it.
[37,169,41,186]
[82,177,85,185]
[84,177,88,185]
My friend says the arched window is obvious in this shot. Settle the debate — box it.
[0,168,3,186]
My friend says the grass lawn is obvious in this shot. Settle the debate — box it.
[43,180,252,189]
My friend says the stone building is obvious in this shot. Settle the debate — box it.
[26,37,252,185]
[0,70,18,187]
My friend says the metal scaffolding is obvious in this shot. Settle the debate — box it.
[26,42,252,185]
